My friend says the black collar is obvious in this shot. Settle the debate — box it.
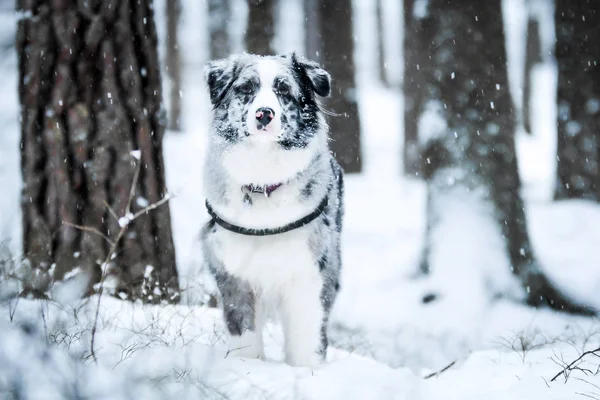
[205,195,328,236]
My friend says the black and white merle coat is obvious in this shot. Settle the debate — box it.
[201,53,344,367]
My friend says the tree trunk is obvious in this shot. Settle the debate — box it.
[419,0,591,314]
[16,0,179,303]
[245,0,275,55]
[376,0,388,86]
[166,0,182,131]
[304,0,321,62]
[554,0,600,201]
[402,0,432,177]
[319,1,363,173]
[522,15,542,134]
[208,0,231,59]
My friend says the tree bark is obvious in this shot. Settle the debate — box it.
[402,0,433,177]
[319,0,363,173]
[16,0,179,303]
[554,0,600,201]
[304,0,321,62]
[419,0,591,314]
[522,15,542,134]
[245,0,275,55]
[208,0,231,59]
[166,0,182,131]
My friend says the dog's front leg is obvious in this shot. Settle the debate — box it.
[217,273,265,360]
[280,274,325,367]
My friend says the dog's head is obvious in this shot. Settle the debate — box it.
[204,53,331,184]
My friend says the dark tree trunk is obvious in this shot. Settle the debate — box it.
[208,0,231,59]
[166,0,182,131]
[402,0,433,177]
[554,0,600,201]
[522,16,542,134]
[245,0,275,55]
[16,0,179,303]
[319,1,362,173]
[304,0,321,62]
[419,0,591,314]
[376,0,388,86]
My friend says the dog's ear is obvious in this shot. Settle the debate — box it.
[291,53,331,98]
[204,58,236,105]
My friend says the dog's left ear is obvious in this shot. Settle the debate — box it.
[204,58,236,105]
[291,53,331,98]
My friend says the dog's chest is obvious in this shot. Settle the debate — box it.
[213,228,316,292]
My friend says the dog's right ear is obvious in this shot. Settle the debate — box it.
[204,58,235,106]
[291,53,331,98]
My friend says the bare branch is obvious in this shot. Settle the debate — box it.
[550,347,600,382]
[103,200,120,222]
[576,393,600,400]
[125,158,142,217]
[62,221,115,246]
[424,361,457,379]
[132,193,174,220]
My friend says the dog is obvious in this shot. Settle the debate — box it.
[200,53,344,367]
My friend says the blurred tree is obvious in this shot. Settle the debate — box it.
[166,0,182,131]
[304,0,321,62]
[418,0,590,313]
[554,0,600,201]
[522,12,542,135]
[16,0,179,302]
[319,1,362,173]
[402,0,433,177]
[376,0,388,87]
[209,0,231,59]
[246,0,275,55]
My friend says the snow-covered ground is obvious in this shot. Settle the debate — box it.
[1,0,600,398]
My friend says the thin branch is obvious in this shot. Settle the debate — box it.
[224,345,253,359]
[423,361,456,379]
[64,153,174,363]
[576,393,600,400]
[103,200,120,222]
[89,156,141,363]
[62,222,115,246]
[542,377,550,388]
[132,193,173,220]
[550,347,600,382]
[125,159,142,217]
[575,377,600,391]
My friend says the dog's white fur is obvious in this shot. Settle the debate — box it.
[203,55,341,367]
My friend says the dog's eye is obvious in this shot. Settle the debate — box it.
[238,83,253,95]
[277,84,290,96]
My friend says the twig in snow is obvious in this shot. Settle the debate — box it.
[64,157,175,363]
[224,345,254,359]
[575,377,600,391]
[550,347,600,382]
[423,360,456,379]
[576,393,600,400]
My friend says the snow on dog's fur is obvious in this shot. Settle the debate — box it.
[201,53,344,367]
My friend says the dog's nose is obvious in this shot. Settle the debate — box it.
[255,107,275,127]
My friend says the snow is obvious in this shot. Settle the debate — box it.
[1,0,600,399]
